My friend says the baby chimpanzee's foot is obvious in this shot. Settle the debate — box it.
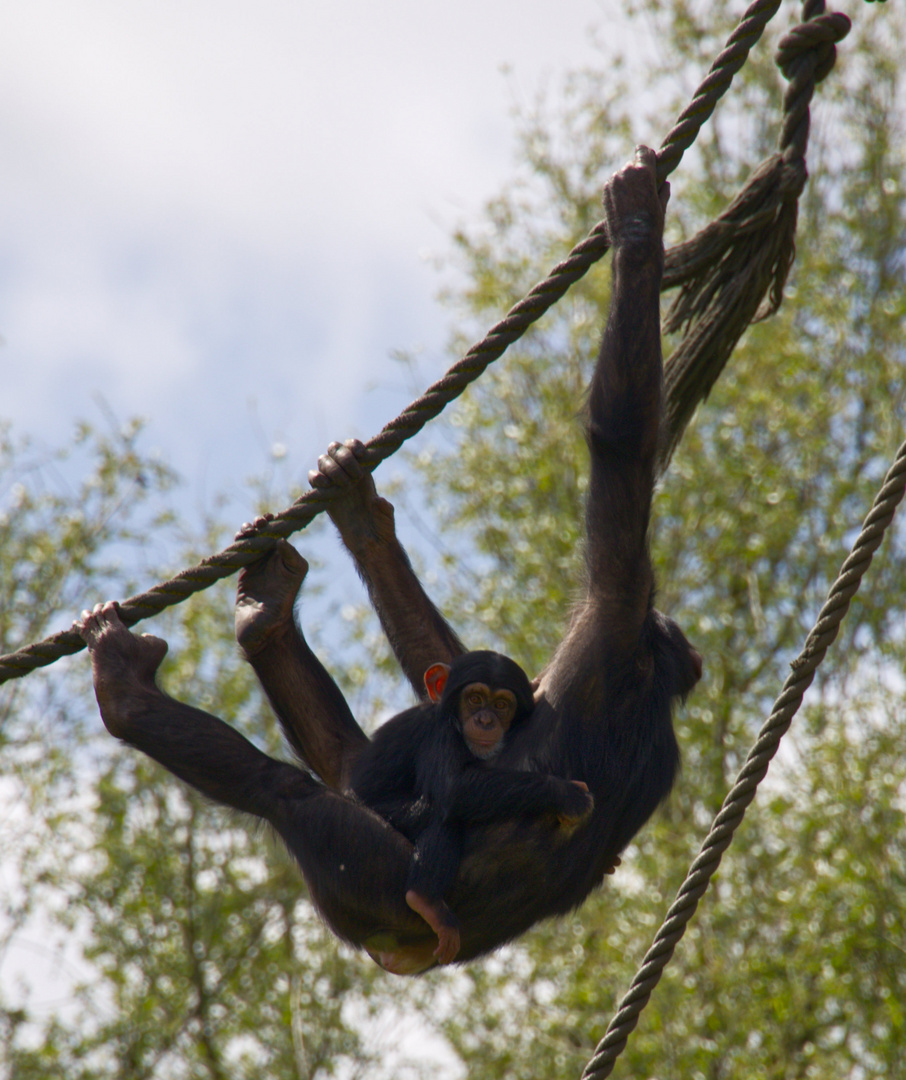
[75,602,169,738]
[405,890,461,965]
[234,537,309,656]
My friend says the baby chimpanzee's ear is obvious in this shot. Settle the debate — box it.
[424,663,451,702]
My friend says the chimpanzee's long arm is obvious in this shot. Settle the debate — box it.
[311,441,467,695]
[582,161,664,642]
[446,767,590,825]
[349,532,467,695]
[541,149,666,705]
[406,769,591,904]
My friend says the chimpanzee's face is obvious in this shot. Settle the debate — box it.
[457,683,517,760]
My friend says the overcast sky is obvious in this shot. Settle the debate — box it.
[0,1,637,1021]
[1,0,624,524]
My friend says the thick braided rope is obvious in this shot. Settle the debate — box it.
[777,2,852,170]
[580,439,906,1080]
[657,1,850,464]
[0,0,783,687]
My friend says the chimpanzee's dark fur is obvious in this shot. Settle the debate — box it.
[351,650,590,907]
[80,149,701,972]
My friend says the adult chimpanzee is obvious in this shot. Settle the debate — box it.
[350,650,594,963]
[77,146,701,976]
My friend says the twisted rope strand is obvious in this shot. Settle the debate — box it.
[655,0,782,183]
[0,0,783,685]
[581,439,906,1080]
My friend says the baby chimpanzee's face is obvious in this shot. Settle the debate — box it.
[457,683,517,760]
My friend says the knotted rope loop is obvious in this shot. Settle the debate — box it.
[656,2,850,470]
[776,10,852,174]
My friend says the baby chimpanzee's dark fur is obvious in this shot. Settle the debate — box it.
[351,651,592,961]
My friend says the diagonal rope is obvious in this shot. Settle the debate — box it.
[0,0,786,686]
[580,437,906,1080]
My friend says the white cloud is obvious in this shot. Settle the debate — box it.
[0,0,617,504]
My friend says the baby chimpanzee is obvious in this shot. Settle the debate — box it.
[350,651,594,963]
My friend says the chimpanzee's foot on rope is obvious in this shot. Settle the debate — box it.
[235,537,309,656]
[75,602,169,736]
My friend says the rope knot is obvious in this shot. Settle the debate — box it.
[775,12,851,85]
[775,10,850,182]
[778,156,808,197]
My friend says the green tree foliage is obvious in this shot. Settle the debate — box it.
[0,437,425,1079]
[0,417,177,742]
[402,2,906,1076]
[2,3,905,1078]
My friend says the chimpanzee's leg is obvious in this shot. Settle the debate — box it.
[233,538,369,790]
[78,603,436,970]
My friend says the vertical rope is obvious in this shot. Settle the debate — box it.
[580,439,906,1080]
